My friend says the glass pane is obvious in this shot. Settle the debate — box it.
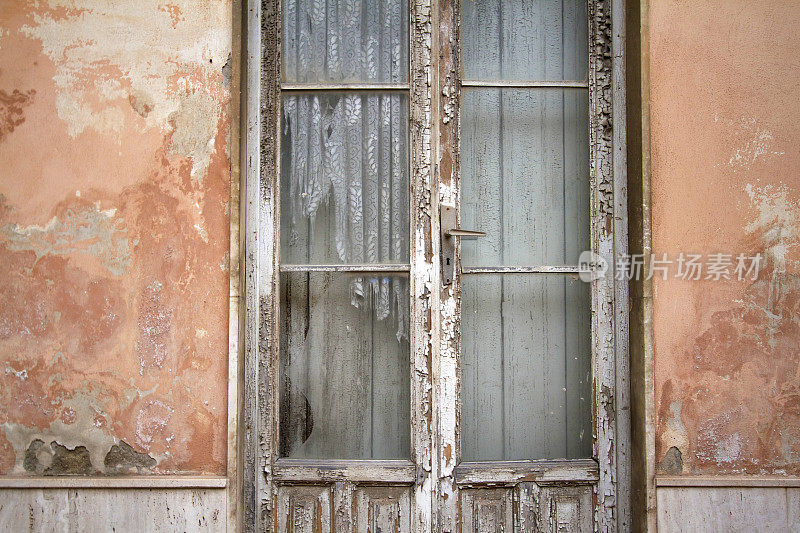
[281,93,409,264]
[279,271,410,459]
[461,274,591,460]
[462,0,588,81]
[461,88,589,267]
[283,0,409,83]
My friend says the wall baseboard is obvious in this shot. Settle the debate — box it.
[656,475,800,488]
[0,475,227,489]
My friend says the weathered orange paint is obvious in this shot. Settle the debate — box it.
[0,1,232,475]
[652,0,800,475]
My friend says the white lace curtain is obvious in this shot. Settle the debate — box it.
[282,0,409,341]
[283,0,407,83]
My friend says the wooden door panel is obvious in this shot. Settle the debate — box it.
[517,483,593,533]
[276,482,413,533]
[276,485,332,533]
[460,488,514,532]
[355,486,412,532]
[459,484,593,533]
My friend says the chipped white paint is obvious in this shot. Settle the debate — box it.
[745,183,800,264]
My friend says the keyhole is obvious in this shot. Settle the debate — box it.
[446,257,450,265]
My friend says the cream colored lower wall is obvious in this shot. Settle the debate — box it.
[0,488,227,532]
[657,486,800,532]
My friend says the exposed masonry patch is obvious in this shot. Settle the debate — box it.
[0,88,36,142]
[104,440,156,473]
[658,446,683,475]
[23,438,156,475]
[23,439,50,474]
[47,442,94,475]
[24,439,95,475]
[222,53,233,88]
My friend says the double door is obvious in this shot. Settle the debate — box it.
[249,0,625,530]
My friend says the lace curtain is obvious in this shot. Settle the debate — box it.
[282,0,409,341]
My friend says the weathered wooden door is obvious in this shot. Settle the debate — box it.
[433,1,625,531]
[247,0,626,531]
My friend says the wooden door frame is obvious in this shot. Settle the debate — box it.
[241,0,630,530]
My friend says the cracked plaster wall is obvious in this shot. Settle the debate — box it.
[651,0,800,475]
[0,0,232,475]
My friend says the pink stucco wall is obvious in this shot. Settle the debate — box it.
[0,1,232,475]
[651,0,800,475]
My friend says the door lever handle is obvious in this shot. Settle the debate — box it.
[440,205,485,286]
[445,228,487,239]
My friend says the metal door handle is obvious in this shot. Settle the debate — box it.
[445,228,487,238]
[441,206,486,286]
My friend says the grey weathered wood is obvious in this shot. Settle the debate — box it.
[333,481,355,533]
[247,0,436,530]
[459,54,591,462]
[461,0,588,82]
[243,0,627,531]
[276,485,332,533]
[409,0,436,530]
[519,483,594,533]
[434,0,462,529]
[460,488,515,532]
[279,263,411,272]
[462,266,587,274]
[355,485,413,532]
[611,0,632,528]
[243,0,278,531]
[589,0,621,530]
[455,460,599,486]
[274,459,416,483]
[448,0,625,531]
[462,81,588,88]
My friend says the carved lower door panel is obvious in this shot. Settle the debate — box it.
[459,483,594,533]
[276,483,412,533]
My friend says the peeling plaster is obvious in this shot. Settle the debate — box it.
[2,204,131,276]
[19,0,229,178]
[0,0,231,476]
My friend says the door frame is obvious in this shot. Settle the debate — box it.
[241,0,630,530]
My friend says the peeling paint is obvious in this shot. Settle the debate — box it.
[18,0,229,177]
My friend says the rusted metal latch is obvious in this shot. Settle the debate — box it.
[440,205,486,286]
